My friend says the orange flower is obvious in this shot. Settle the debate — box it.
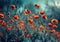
[42,15,48,20]
[11,4,16,9]
[35,4,40,8]
[39,11,45,15]
[28,19,33,24]
[51,19,58,24]
[1,21,7,26]
[34,15,39,19]
[0,13,4,18]
[19,23,25,29]
[48,23,53,27]
[52,25,58,28]
[24,9,31,15]
[50,30,56,33]
[14,15,19,20]
[39,25,45,29]
[26,33,31,38]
